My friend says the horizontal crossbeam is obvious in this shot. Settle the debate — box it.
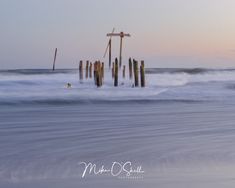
[107,32,131,37]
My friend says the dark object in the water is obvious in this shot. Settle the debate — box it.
[52,48,57,71]
[133,59,139,87]
[79,61,83,81]
[67,83,72,88]
[140,61,145,87]
[114,58,118,87]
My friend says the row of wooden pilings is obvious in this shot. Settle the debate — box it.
[79,58,145,88]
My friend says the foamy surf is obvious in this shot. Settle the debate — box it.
[1,68,235,105]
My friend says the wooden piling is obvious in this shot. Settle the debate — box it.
[89,62,92,78]
[119,36,123,67]
[109,40,112,69]
[95,61,102,87]
[85,61,89,79]
[140,60,145,87]
[101,62,104,79]
[123,65,126,78]
[129,58,133,79]
[133,59,139,87]
[100,62,103,86]
[114,58,118,87]
[79,60,83,81]
[96,62,99,87]
[52,48,57,71]
[99,62,103,86]
[94,62,97,85]
[93,61,101,87]
[94,61,97,84]
[112,62,114,79]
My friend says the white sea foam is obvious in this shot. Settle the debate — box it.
[1,69,235,104]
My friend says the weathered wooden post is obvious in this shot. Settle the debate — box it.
[101,62,104,79]
[99,62,103,86]
[140,60,145,87]
[94,61,97,84]
[133,59,139,87]
[103,28,115,69]
[112,62,114,79]
[96,62,99,87]
[129,58,133,79]
[89,62,92,78]
[123,65,126,78]
[119,35,123,67]
[95,61,102,87]
[109,40,112,69]
[79,60,83,81]
[85,61,89,79]
[114,58,118,87]
[52,48,57,71]
[94,61,102,87]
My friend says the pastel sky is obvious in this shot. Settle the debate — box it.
[1,0,235,69]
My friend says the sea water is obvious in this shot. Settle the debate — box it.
[1,68,235,188]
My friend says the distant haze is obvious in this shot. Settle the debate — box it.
[1,0,235,69]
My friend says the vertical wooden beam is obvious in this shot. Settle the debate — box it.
[96,62,99,87]
[114,58,118,87]
[129,58,132,79]
[52,48,57,71]
[123,65,126,78]
[109,40,112,69]
[100,62,103,86]
[95,62,98,87]
[101,62,104,80]
[119,36,123,67]
[85,61,89,79]
[140,60,145,87]
[112,62,114,79]
[133,59,139,87]
[94,61,97,84]
[96,61,102,87]
[89,62,92,78]
[79,60,83,81]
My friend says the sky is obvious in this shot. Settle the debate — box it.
[1,0,235,69]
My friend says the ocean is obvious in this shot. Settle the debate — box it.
[1,68,235,188]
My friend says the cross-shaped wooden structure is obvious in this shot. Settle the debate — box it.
[106,31,131,67]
